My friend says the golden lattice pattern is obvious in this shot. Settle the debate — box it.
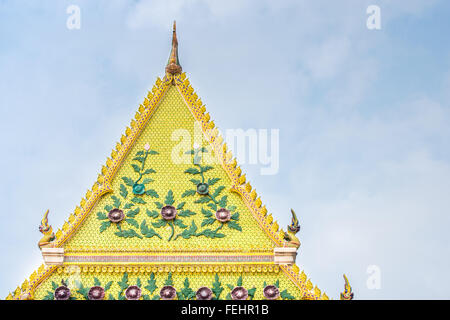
[64,86,274,251]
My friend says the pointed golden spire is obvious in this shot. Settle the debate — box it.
[166,21,182,75]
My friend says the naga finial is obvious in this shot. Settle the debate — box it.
[165,20,182,75]
[283,208,301,248]
[38,209,56,249]
[340,274,354,300]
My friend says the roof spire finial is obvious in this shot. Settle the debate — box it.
[166,20,182,75]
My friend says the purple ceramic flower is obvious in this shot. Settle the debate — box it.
[196,287,213,300]
[108,208,124,223]
[215,208,231,222]
[263,285,280,300]
[54,285,71,300]
[160,286,177,300]
[231,286,248,300]
[161,206,177,220]
[125,285,141,300]
[88,286,105,300]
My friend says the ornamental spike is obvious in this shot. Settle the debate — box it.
[165,21,182,75]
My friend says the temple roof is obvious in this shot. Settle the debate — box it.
[7,22,335,301]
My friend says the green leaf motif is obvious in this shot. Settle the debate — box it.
[201,217,216,227]
[131,197,146,204]
[199,229,225,239]
[207,202,218,211]
[131,164,141,173]
[51,281,59,290]
[133,156,145,163]
[122,177,134,187]
[145,273,157,294]
[119,184,128,199]
[212,274,224,300]
[231,212,240,220]
[152,219,167,228]
[97,212,107,220]
[94,277,101,286]
[117,273,129,290]
[194,196,212,204]
[126,208,140,218]
[248,287,256,300]
[165,272,174,286]
[111,195,121,208]
[176,202,185,210]
[280,289,295,300]
[115,229,143,239]
[201,208,213,217]
[173,219,187,229]
[208,178,220,185]
[201,166,214,173]
[181,278,195,300]
[146,209,159,218]
[123,203,134,209]
[100,221,111,233]
[43,291,54,300]
[165,190,174,205]
[104,204,113,212]
[237,276,243,286]
[184,168,200,175]
[142,178,153,184]
[178,209,196,217]
[104,281,113,291]
[154,201,163,209]
[179,221,198,239]
[181,189,196,197]
[190,179,201,185]
[140,220,162,239]
[126,218,139,229]
[218,195,228,208]
[227,221,242,231]
[212,186,225,198]
[145,189,159,198]
[143,168,156,175]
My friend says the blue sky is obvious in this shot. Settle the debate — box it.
[1,0,449,299]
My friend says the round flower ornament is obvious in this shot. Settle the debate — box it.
[125,285,142,300]
[263,285,280,300]
[231,286,248,300]
[196,287,213,300]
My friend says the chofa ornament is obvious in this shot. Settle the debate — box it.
[340,274,354,300]
[283,208,301,248]
[38,209,56,249]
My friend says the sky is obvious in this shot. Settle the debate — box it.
[1,0,450,299]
